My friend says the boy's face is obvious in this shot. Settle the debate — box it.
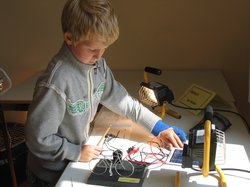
[64,32,108,65]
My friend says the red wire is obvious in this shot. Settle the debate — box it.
[124,136,168,165]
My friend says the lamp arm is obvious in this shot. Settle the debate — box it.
[160,103,166,119]
[143,71,149,83]
[202,119,211,177]
[166,108,181,119]
[159,102,181,119]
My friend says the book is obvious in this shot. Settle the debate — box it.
[176,83,233,115]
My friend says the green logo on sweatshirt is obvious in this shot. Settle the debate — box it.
[94,82,105,99]
[67,100,89,115]
[67,82,105,115]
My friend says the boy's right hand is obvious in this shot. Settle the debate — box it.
[79,145,102,162]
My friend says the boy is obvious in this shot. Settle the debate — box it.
[25,0,186,186]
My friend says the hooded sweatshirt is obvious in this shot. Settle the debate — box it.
[24,43,160,183]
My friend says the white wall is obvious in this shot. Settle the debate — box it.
[1,0,250,125]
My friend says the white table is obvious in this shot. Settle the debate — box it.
[55,107,250,187]
[20,70,249,187]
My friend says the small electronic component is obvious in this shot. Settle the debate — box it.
[113,149,123,164]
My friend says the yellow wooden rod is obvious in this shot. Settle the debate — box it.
[97,125,111,146]
[175,171,181,187]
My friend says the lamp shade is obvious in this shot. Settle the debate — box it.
[0,68,12,96]
[139,81,174,107]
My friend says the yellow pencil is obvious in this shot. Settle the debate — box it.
[97,125,111,146]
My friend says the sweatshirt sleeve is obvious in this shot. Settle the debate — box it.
[100,66,161,132]
[25,85,81,162]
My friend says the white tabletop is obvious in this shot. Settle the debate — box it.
[56,106,250,187]
[55,70,250,187]
[0,73,39,104]
[0,69,248,186]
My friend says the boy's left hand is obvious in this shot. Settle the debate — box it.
[158,128,184,150]
[151,120,187,150]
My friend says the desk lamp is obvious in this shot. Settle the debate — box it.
[0,68,12,95]
[0,68,17,187]
[139,67,181,119]
[182,106,227,187]
[139,67,182,186]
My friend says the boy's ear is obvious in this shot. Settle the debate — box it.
[64,32,73,45]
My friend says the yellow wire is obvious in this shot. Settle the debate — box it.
[215,164,227,187]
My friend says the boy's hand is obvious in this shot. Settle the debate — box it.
[151,120,187,150]
[79,145,102,162]
[158,128,184,150]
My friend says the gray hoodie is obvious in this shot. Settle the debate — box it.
[25,43,160,183]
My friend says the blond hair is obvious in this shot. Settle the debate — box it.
[61,0,119,45]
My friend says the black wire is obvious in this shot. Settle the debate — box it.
[220,168,250,173]
[191,166,250,174]
[169,102,250,135]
